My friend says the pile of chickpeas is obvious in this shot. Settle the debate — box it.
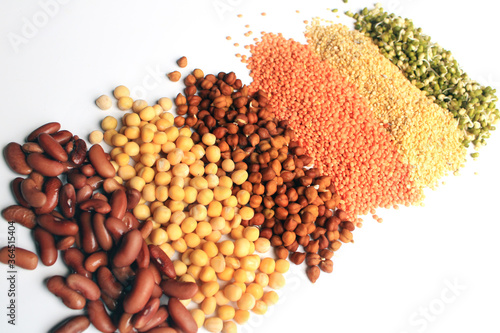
[92,84,287,333]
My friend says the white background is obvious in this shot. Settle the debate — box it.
[1,0,500,332]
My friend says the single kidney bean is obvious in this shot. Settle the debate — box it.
[22,142,44,153]
[66,273,101,301]
[151,284,163,299]
[0,246,38,270]
[160,279,198,300]
[38,133,68,162]
[52,315,90,333]
[2,205,36,229]
[87,299,117,333]
[75,184,93,203]
[113,229,142,268]
[20,178,47,208]
[27,122,61,142]
[147,263,162,285]
[123,268,155,314]
[80,164,95,177]
[125,188,141,210]
[79,211,99,254]
[63,248,91,279]
[50,130,73,145]
[122,211,140,230]
[34,227,57,266]
[88,144,115,178]
[96,266,123,300]
[86,175,103,191]
[132,297,161,330]
[69,139,87,166]
[67,171,87,190]
[139,219,154,239]
[117,312,135,333]
[35,177,62,215]
[104,216,128,243]
[11,177,30,207]
[28,170,45,189]
[84,251,108,273]
[46,275,86,310]
[148,244,176,279]
[167,297,198,333]
[136,239,150,269]
[37,214,78,236]
[136,305,169,332]
[112,265,135,286]
[59,183,76,218]
[109,189,127,219]
[4,142,32,175]
[56,236,75,251]
[79,198,111,214]
[26,152,64,177]
[92,213,113,251]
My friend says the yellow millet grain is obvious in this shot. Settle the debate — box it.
[306,21,466,189]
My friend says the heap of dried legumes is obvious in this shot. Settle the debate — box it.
[246,32,421,219]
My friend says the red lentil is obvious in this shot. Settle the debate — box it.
[246,33,422,219]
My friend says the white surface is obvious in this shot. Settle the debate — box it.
[1,1,499,332]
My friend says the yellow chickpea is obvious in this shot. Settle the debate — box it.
[243,226,260,242]
[181,217,197,234]
[217,305,235,321]
[205,146,221,163]
[190,205,208,222]
[190,144,205,160]
[132,99,148,112]
[240,255,261,271]
[254,237,271,253]
[118,96,133,110]
[152,206,171,224]
[217,266,234,282]
[255,272,270,287]
[183,186,197,204]
[191,308,205,329]
[101,116,118,130]
[222,320,238,333]
[224,283,243,302]
[234,309,250,325]
[237,293,256,311]
[201,297,217,315]
[161,141,176,154]
[207,201,223,218]
[205,162,218,175]
[200,281,219,298]
[173,260,187,276]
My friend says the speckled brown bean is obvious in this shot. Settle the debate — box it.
[35,177,62,215]
[113,229,142,268]
[46,275,86,310]
[38,133,68,162]
[92,213,113,251]
[2,205,36,229]
[87,299,117,333]
[66,273,101,301]
[4,142,32,175]
[34,227,57,266]
[0,246,38,270]
[26,153,64,177]
[52,315,90,333]
[63,248,91,279]
[27,122,61,142]
[123,268,155,314]
[168,298,197,333]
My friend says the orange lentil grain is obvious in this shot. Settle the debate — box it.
[246,33,421,218]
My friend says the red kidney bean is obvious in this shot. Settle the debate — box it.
[37,214,78,236]
[88,144,115,178]
[136,239,150,269]
[4,142,32,175]
[84,251,108,273]
[27,122,61,142]
[126,188,141,210]
[87,299,117,333]
[110,189,127,219]
[96,266,123,299]
[103,178,126,193]
[79,211,99,254]
[117,312,135,333]
[148,244,176,279]
[47,275,86,310]
[137,305,169,332]
[167,298,197,333]
[63,248,91,279]
[0,246,38,270]
[113,229,142,268]
[123,211,140,230]
[76,184,93,203]
[2,205,36,229]
[80,164,96,177]
[104,216,128,243]
[38,132,68,162]
[56,236,75,251]
[86,175,103,191]
[20,178,47,208]
[132,298,161,330]
[29,171,45,189]
[151,284,163,299]
[59,183,76,218]
[160,279,198,300]
[35,177,62,215]
[11,177,30,207]
[92,192,108,202]
[140,220,154,240]
[52,315,90,333]
[26,152,64,177]
[112,265,136,286]
[79,198,111,214]
[22,142,44,153]
[147,263,162,285]
[51,130,73,145]
[66,273,101,301]
[67,170,87,189]
[92,213,113,251]
[145,328,178,333]
[69,139,87,166]
[123,268,155,314]
[100,293,118,312]
[34,227,57,266]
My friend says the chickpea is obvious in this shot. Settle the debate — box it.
[205,162,218,175]
[217,305,235,321]
[254,237,271,253]
[243,226,259,242]
[237,293,256,311]
[191,308,205,329]
[201,281,219,298]
[268,272,285,289]
[221,159,235,172]
[113,85,130,99]
[118,96,133,110]
[233,238,251,258]
[231,169,248,185]
[205,146,221,163]
[149,228,168,245]
[201,297,217,315]
[207,201,223,218]
[132,99,148,112]
[95,95,112,110]
[275,259,290,273]
[195,221,212,238]
[183,186,197,204]
[234,309,250,325]
[204,317,223,333]
[224,283,243,302]
[201,133,216,146]
[222,320,238,333]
